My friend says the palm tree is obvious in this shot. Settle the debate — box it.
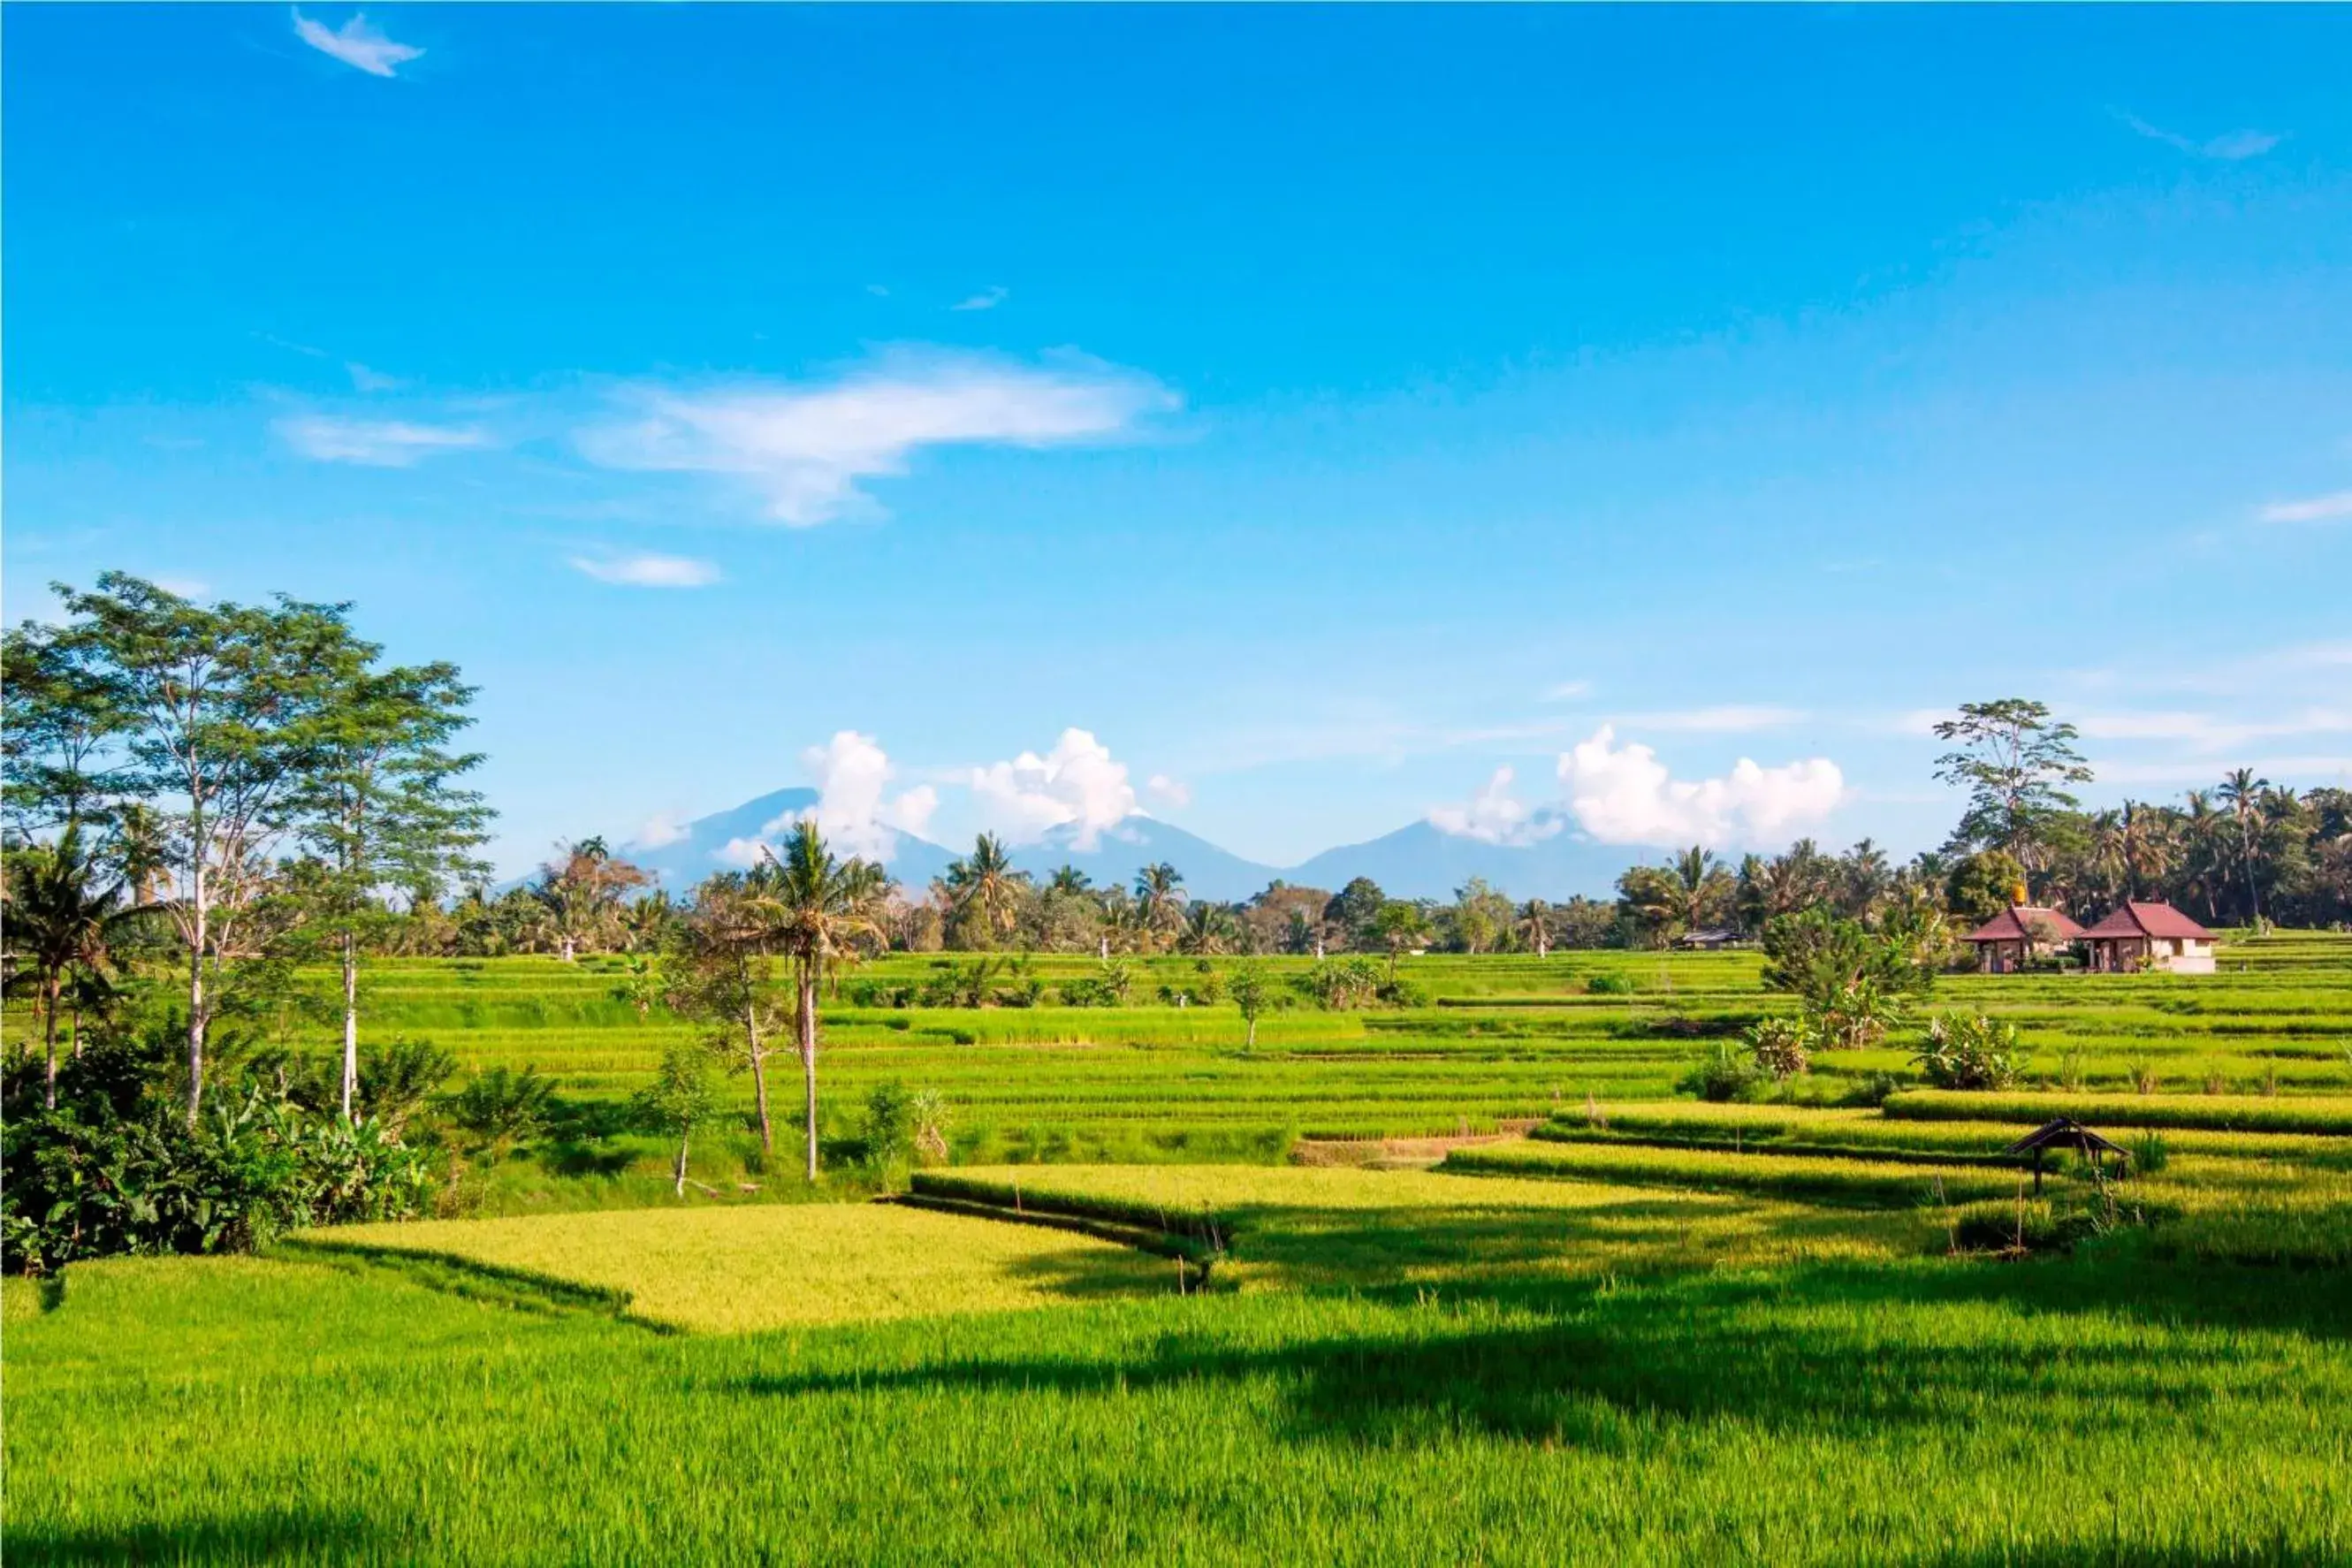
[1671,846,1723,933]
[1176,902,1237,956]
[941,833,1024,948]
[1514,898,1554,958]
[751,822,885,1183]
[2087,810,2129,907]
[2217,769,2271,923]
[2,826,141,1108]
[1047,864,1092,897]
[1133,863,1187,951]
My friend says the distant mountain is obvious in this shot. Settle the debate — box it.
[617,787,959,892]
[613,791,1648,905]
[1001,818,1280,903]
[1287,815,1648,902]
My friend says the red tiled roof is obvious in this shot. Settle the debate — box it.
[2081,901,2217,942]
[1962,905,2084,943]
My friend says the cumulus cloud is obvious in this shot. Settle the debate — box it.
[567,552,720,588]
[1427,766,1564,848]
[278,415,488,466]
[632,812,689,849]
[2120,112,2281,162]
[2259,490,2352,526]
[970,728,1138,848]
[1146,773,1193,810]
[292,10,423,77]
[709,733,938,867]
[1555,726,1844,847]
[574,348,1174,525]
[795,731,939,863]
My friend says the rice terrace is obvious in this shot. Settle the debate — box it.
[7,5,2352,1565]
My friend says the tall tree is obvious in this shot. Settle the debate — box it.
[750,822,885,1183]
[669,873,788,1154]
[1133,863,1187,949]
[940,833,1024,948]
[39,575,369,1127]
[294,660,491,1120]
[1932,699,2094,875]
[534,837,649,961]
[1514,898,1555,958]
[2217,768,2272,922]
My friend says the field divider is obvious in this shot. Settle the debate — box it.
[903,1174,1231,1272]
[272,1237,674,1332]
[1529,1123,2029,1170]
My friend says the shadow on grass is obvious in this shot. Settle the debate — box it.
[8,1506,382,1565]
[729,1196,2352,1452]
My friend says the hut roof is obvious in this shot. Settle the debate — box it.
[2080,901,2216,943]
[1962,905,2084,945]
[1999,1117,2132,1159]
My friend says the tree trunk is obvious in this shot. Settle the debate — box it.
[745,1003,773,1154]
[43,976,61,1111]
[674,1129,690,1197]
[1245,1016,1257,1048]
[800,973,819,1184]
[560,934,577,963]
[186,886,208,1130]
[340,932,361,1122]
[2242,826,2263,922]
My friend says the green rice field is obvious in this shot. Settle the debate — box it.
[7,931,2352,1562]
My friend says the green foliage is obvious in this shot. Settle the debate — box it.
[1296,956,1386,1011]
[1944,850,2028,925]
[446,1066,560,1156]
[1912,1013,2030,1091]
[1678,1042,1766,1103]
[859,1079,916,1176]
[1584,970,1635,995]
[1745,1016,1812,1081]
[1760,908,1931,1048]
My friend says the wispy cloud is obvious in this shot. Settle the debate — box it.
[2076,706,2352,755]
[291,10,423,78]
[1146,773,1193,811]
[346,362,405,393]
[575,347,1175,525]
[950,286,1009,312]
[2259,490,2352,526]
[567,552,720,589]
[1541,679,1593,703]
[1615,705,1807,734]
[2120,111,2280,162]
[277,415,489,466]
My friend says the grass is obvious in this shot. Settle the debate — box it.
[7,1199,2350,1564]
[301,1201,1176,1332]
[1880,1090,2352,1135]
[1444,1138,2034,1206]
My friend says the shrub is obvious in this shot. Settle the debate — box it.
[1298,957,1385,1011]
[1678,1042,1766,1103]
[445,1066,560,1159]
[1746,1017,1812,1081]
[1585,972,1635,996]
[2130,1130,2171,1175]
[860,1079,916,1175]
[1913,1013,2029,1092]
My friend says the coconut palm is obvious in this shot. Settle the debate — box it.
[1514,898,1555,958]
[2,826,143,1108]
[2217,769,2271,922]
[941,833,1024,948]
[1133,863,1187,950]
[1176,902,1238,956]
[750,822,885,1182]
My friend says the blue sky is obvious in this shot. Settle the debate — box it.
[6,5,2349,879]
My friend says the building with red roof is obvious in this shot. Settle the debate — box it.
[2081,902,2219,975]
[1960,905,2084,974]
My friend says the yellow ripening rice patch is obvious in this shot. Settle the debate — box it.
[323,1202,1173,1333]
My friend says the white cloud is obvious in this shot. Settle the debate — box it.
[1555,725,1845,847]
[567,552,720,589]
[632,812,689,849]
[574,347,1174,525]
[970,728,1138,848]
[950,286,1009,312]
[1541,679,1593,703]
[2089,755,2352,788]
[792,731,938,863]
[1146,773,1193,810]
[292,10,423,78]
[278,415,488,466]
[2120,112,2280,162]
[1615,705,1807,734]
[2259,490,2352,526]
[346,362,405,392]
[714,836,768,870]
[1427,766,1564,848]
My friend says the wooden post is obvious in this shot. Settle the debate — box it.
[2032,1147,2044,1196]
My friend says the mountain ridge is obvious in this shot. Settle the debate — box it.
[615,788,1652,902]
